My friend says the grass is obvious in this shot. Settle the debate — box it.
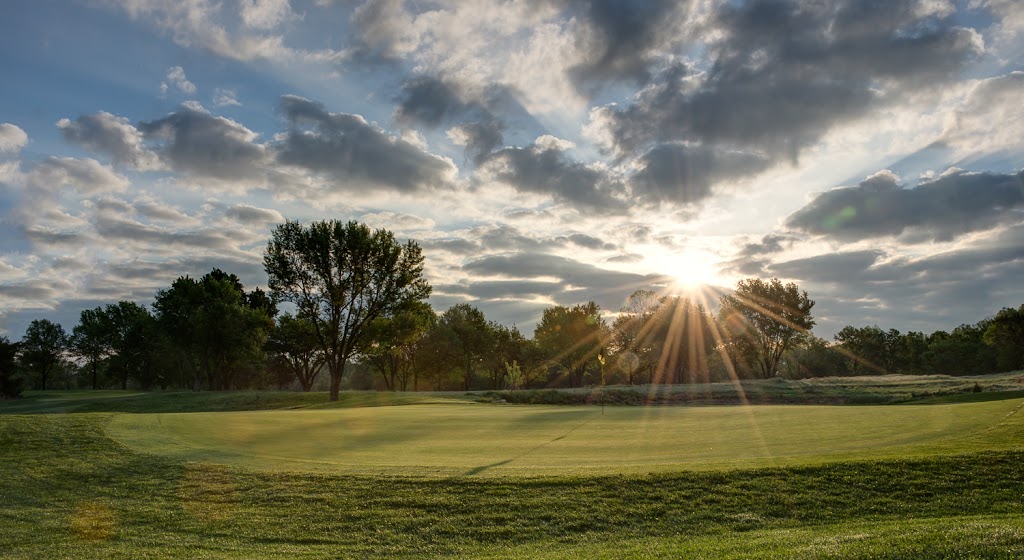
[108,398,1024,476]
[3,373,1024,557]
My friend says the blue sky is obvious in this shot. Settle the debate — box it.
[1,0,1023,340]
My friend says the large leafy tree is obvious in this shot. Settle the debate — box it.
[534,302,607,388]
[264,220,431,401]
[719,278,815,379]
[20,319,69,390]
[154,270,272,390]
[647,296,715,384]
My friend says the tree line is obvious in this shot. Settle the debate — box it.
[2,220,1022,399]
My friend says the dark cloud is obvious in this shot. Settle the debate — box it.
[275,95,456,193]
[593,0,983,159]
[225,204,285,225]
[138,106,266,181]
[557,233,617,250]
[604,252,642,263]
[630,143,770,205]
[737,233,791,258]
[448,121,504,163]
[394,76,479,127]
[751,224,1024,338]
[786,170,1024,242]
[478,137,626,212]
[566,0,685,93]
[463,252,665,310]
[439,279,563,300]
[57,112,160,170]
[420,238,482,256]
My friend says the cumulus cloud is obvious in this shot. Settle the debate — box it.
[138,105,267,181]
[213,87,242,107]
[57,111,162,170]
[629,143,770,206]
[163,66,197,95]
[477,135,625,213]
[275,95,456,193]
[942,71,1024,155]
[589,0,984,160]
[785,169,1024,242]
[0,123,28,153]
[27,157,129,195]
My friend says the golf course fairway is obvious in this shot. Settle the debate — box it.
[108,398,1024,476]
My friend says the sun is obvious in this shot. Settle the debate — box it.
[648,248,724,296]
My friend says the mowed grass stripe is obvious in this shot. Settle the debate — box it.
[107,398,1024,476]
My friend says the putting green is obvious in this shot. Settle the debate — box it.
[107,399,1024,476]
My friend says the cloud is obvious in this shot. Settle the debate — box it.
[137,105,267,181]
[225,204,284,225]
[27,157,129,195]
[57,111,162,170]
[589,1,984,159]
[785,169,1024,242]
[0,124,28,153]
[240,0,297,30]
[359,211,435,232]
[275,95,457,193]
[477,135,625,213]
[212,87,242,107]
[629,143,771,205]
[164,66,197,95]
[943,71,1024,155]
[566,0,688,93]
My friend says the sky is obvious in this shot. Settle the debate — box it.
[1,0,1023,341]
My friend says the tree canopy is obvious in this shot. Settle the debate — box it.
[264,220,431,401]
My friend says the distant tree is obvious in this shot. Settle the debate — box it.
[984,305,1024,372]
[20,319,69,390]
[267,313,325,391]
[485,324,527,390]
[362,301,435,391]
[780,335,848,378]
[72,307,112,389]
[414,323,461,391]
[719,278,815,379]
[0,336,23,399]
[264,220,431,401]
[437,304,495,391]
[610,290,660,385]
[154,272,272,390]
[647,296,715,384]
[534,302,607,388]
[104,301,160,390]
[925,323,995,376]
[833,325,888,375]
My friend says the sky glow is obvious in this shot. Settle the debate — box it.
[1,0,1022,339]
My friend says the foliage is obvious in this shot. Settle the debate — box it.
[534,301,607,387]
[984,304,1024,372]
[266,313,325,391]
[719,278,815,379]
[362,301,435,391]
[0,336,23,399]
[19,319,69,391]
[264,220,431,401]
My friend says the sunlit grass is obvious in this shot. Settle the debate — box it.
[107,397,1024,476]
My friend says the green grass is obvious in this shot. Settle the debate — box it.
[3,412,1024,558]
[108,398,1024,476]
[4,376,1024,558]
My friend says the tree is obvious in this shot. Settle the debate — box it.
[20,319,69,390]
[264,220,431,401]
[437,304,495,391]
[719,278,815,379]
[984,305,1024,372]
[647,296,715,384]
[72,307,112,390]
[362,301,434,391]
[0,336,23,399]
[534,302,607,388]
[267,313,325,391]
[610,290,659,385]
[104,301,160,390]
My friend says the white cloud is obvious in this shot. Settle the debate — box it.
[0,123,28,153]
[239,0,296,30]
[27,157,130,195]
[165,65,197,94]
[213,87,241,107]
[57,111,162,170]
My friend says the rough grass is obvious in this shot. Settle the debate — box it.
[3,413,1024,558]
